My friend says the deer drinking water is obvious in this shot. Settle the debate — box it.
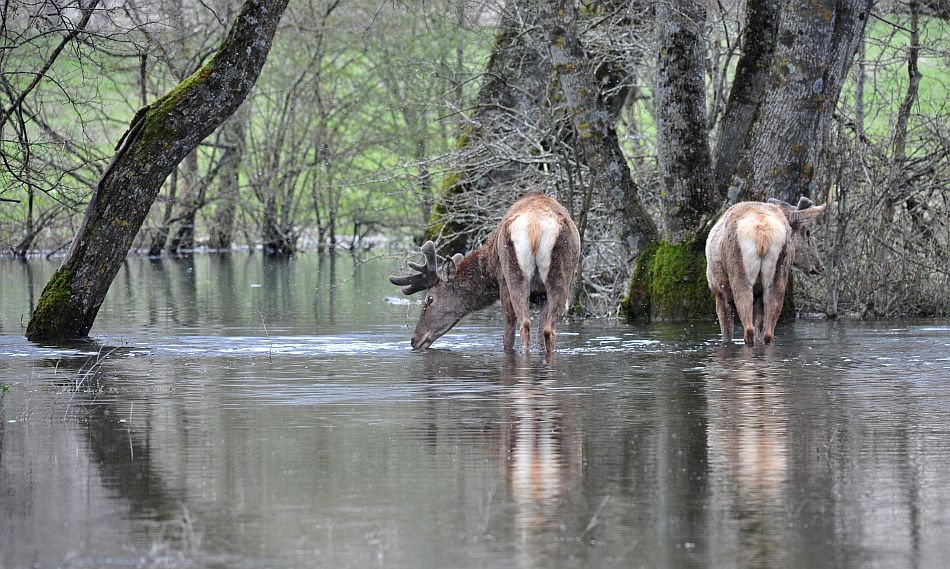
[390,193,581,352]
[705,197,827,346]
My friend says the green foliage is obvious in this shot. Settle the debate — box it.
[843,17,949,137]
[620,238,714,322]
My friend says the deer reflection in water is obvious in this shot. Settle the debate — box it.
[418,352,581,555]
[500,355,580,538]
[704,346,793,566]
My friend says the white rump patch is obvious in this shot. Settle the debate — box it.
[510,214,560,283]
[735,213,787,287]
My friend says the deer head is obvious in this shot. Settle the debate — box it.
[767,197,827,275]
[390,241,466,350]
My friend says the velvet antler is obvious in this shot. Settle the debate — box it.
[389,241,440,295]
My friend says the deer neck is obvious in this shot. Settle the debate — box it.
[451,242,501,314]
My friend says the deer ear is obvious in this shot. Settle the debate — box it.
[769,198,805,229]
[797,203,826,222]
[797,196,816,210]
[443,253,463,280]
[769,198,798,216]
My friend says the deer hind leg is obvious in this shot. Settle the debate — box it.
[762,275,789,345]
[499,281,517,352]
[753,292,765,345]
[539,261,576,353]
[537,288,566,353]
[499,258,532,353]
[507,278,532,353]
[732,284,756,346]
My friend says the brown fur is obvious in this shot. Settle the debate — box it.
[751,216,772,257]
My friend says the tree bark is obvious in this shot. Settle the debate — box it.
[723,0,871,204]
[427,0,553,254]
[654,0,717,239]
[713,0,782,200]
[26,0,289,342]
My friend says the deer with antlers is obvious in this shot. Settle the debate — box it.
[390,193,581,352]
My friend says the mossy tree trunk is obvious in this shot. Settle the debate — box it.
[622,0,718,322]
[26,0,289,342]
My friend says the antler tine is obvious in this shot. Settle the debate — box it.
[407,241,437,274]
[389,241,440,295]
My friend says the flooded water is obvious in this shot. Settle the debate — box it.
[1,253,949,568]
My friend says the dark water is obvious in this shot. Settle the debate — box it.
[1,253,949,569]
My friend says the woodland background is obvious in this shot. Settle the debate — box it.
[1,0,948,324]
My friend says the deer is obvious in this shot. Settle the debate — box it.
[705,196,827,346]
[390,193,581,352]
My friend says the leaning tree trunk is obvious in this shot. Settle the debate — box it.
[538,0,658,254]
[722,0,871,204]
[713,0,782,201]
[426,0,552,254]
[26,0,289,342]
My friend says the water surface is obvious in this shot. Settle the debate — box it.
[2,253,949,568]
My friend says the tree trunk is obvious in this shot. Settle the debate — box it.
[26,0,289,342]
[208,109,246,250]
[147,167,178,256]
[653,0,717,239]
[167,150,201,253]
[724,0,871,204]
[262,190,295,256]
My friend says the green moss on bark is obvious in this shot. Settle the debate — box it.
[620,237,715,322]
[25,267,86,342]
